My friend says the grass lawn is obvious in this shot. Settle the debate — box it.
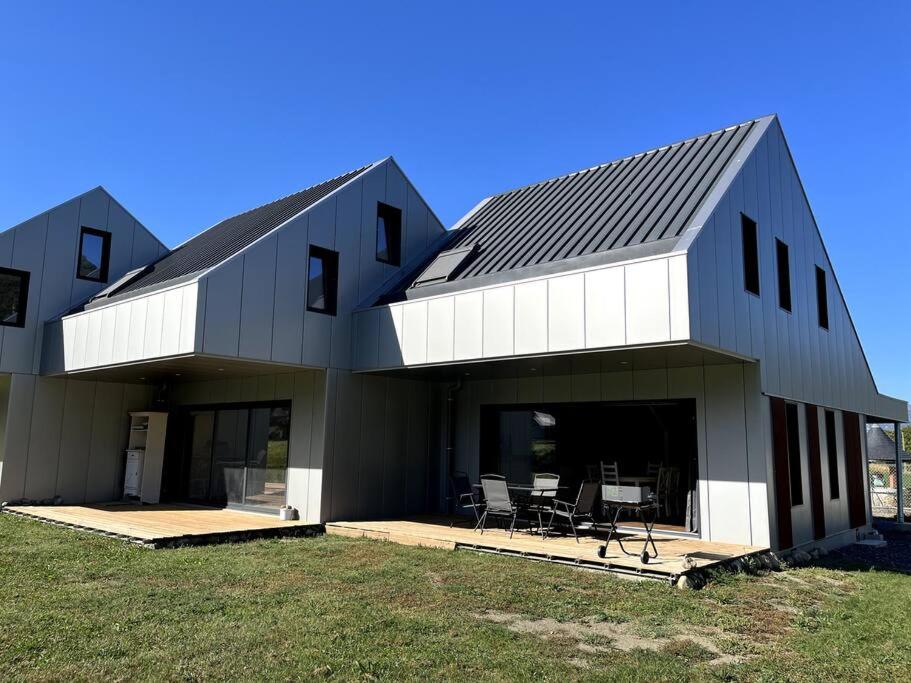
[1,514,910,681]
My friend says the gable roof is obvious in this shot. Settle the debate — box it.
[867,425,910,462]
[90,163,372,306]
[376,116,763,303]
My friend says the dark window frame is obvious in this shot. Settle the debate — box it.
[785,401,804,506]
[375,202,402,267]
[76,226,112,283]
[824,410,840,500]
[741,213,760,296]
[0,266,30,328]
[815,265,829,330]
[775,238,792,313]
[306,245,339,316]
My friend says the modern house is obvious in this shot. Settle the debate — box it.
[0,115,905,554]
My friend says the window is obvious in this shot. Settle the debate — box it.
[815,266,829,329]
[785,402,803,506]
[376,202,402,266]
[775,238,791,312]
[0,267,29,327]
[77,227,112,282]
[741,214,760,296]
[824,410,840,499]
[306,245,339,315]
[413,244,479,287]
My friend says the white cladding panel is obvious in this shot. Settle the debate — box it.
[547,274,585,352]
[688,120,903,419]
[57,283,198,372]
[353,255,689,371]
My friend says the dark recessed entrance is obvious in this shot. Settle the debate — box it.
[162,401,291,512]
[480,399,699,532]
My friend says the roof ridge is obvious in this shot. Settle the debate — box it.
[225,162,375,220]
[490,116,770,200]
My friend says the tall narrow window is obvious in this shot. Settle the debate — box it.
[785,402,803,506]
[376,202,402,266]
[0,266,30,327]
[815,265,829,329]
[306,245,339,315]
[77,227,112,282]
[741,214,760,296]
[824,410,840,499]
[776,238,791,312]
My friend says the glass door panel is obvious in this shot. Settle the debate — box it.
[187,411,215,500]
[243,406,290,509]
[211,409,248,505]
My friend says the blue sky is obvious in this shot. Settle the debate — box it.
[0,2,908,400]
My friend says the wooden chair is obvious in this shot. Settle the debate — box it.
[600,461,620,487]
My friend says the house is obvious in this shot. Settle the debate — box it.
[0,115,905,554]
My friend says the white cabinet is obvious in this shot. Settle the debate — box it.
[124,412,168,504]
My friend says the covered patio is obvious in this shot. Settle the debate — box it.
[326,516,767,583]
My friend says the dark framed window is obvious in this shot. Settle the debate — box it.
[824,410,840,499]
[77,226,112,282]
[815,265,829,329]
[0,267,29,327]
[785,402,803,506]
[775,238,792,312]
[376,202,402,266]
[306,245,339,315]
[741,214,760,296]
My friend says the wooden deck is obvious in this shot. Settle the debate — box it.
[3,503,318,548]
[326,516,766,582]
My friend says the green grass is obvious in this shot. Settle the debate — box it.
[1,514,910,681]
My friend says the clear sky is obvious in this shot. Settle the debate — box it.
[1,2,908,401]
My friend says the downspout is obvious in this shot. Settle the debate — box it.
[443,378,463,511]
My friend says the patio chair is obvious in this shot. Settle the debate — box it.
[528,473,560,534]
[478,475,519,538]
[448,471,483,527]
[545,481,600,542]
[600,461,620,487]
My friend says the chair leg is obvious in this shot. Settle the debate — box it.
[544,509,556,539]
[478,510,488,535]
[508,513,517,539]
[569,515,578,542]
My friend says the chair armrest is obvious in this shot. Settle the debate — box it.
[552,499,575,513]
[457,492,478,505]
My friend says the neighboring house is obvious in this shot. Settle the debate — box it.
[0,116,905,553]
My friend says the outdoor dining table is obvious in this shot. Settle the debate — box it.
[616,475,657,487]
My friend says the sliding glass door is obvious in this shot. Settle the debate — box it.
[183,403,290,511]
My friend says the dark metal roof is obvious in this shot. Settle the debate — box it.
[380,119,758,303]
[98,164,371,304]
[867,426,910,462]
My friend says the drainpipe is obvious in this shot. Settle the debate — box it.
[443,378,463,511]
[896,421,905,524]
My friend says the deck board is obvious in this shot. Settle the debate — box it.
[5,503,315,545]
[325,516,765,580]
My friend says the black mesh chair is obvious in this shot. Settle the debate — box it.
[545,481,600,542]
[448,471,483,527]
[478,474,518,538]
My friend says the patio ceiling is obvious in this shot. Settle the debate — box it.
[49,353,317,385]
[356,342,752,382]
